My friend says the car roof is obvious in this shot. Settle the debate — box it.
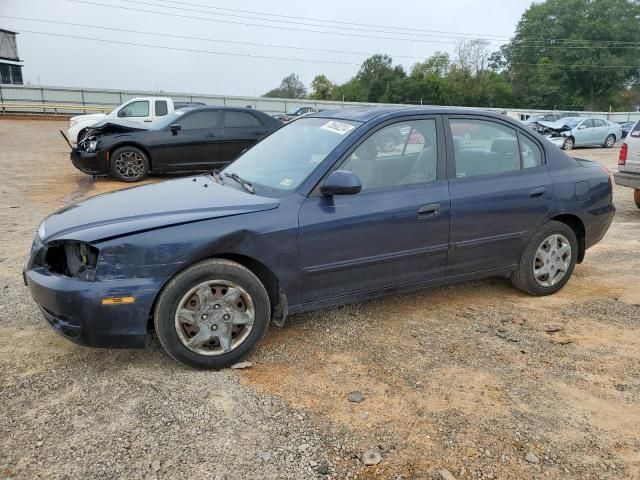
[175,106,259,113]
[306,106,510,123]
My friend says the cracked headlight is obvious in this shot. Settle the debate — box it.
[86,140,98,152]
[44,241,99,281]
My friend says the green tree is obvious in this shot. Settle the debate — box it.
[263,73,307,99]
[505,0,640,110]
[309,74,334,100]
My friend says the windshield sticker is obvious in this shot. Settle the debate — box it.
[321,120,355,135]
[280,178,294,187]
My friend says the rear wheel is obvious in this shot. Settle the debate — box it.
[634,189,640,209]
[561,137,574,150]
[154,259,270,369]
[511,221,578,296]
[604,134,616,148]
[110,146,149,182]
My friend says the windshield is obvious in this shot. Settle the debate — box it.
[223,117,361,197]
[149,109,190,130]
[565,119,581,129]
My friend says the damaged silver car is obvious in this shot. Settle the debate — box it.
[531,117,622,150]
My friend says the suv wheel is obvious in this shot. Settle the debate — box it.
[511,221,578,296]
[154,259,270,369]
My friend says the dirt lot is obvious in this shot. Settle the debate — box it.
[0,118,638,480]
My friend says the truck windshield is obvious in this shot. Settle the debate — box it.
[223,117,361,197]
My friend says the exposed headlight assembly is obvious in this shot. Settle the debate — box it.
[86,140,98,152]
[44,241,99,281]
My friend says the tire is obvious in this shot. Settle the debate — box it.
[634,189,640,209]
[153,259,270,369]
[604,134,616,148]
[110,146,149,182]
[561,137,574,150]
[510,220,578,296]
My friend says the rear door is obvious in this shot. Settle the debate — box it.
[219,111,268,164]
[592,119,608,144]
[155,110,222,170]
[446,116,553,275]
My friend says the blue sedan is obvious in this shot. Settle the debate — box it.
[25,107,615,368]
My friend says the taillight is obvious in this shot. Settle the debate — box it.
[619,143,628,165]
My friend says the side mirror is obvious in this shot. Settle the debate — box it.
[170,124,182,135]
[321,170,362,196]
[117,109,126,118]
[578,125,587,130]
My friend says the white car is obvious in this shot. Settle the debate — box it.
[613,120,640,208]
[68,97,203,143]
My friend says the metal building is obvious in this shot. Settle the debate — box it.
[0,29,24,85]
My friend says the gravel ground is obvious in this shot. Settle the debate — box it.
[0,119,638,480]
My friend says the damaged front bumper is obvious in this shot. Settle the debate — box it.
[70,149,109,175]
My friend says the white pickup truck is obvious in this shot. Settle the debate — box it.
[613,120,640,208]
[67,97,203,143]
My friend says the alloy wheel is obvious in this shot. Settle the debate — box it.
[606,135,615,148]
[174,280,255,356]
[563,138,574,150]
[114,151,145,179]
[532,234,572,288]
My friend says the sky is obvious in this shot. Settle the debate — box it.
[0,0,535,97]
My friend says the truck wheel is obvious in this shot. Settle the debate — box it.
[110,146,149,182]
[153,259,270,369]
[635,189,640,209]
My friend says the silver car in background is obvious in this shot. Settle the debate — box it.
[532,116,622,150]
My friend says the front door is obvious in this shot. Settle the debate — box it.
[156,110,222,170]
[445,116,554,275]
[298,117,450,304]
[219,110,268,164]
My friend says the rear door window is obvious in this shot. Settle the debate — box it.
[155,100,168,117]
[449,119,521,178]
[224,111,262,128]
[631,121,640,138]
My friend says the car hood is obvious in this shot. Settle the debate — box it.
[87,118,151,134]
[71,113,108,123]
[40,176,279,243]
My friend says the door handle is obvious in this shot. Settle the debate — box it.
[252,130,267,135]
[206,132,217,138]
[143,120,152,123]
[418,203,440,217]
[530,187,546,198]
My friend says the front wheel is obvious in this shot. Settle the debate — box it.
[561,137,574,150]
[511,221,578,296]
[154,259,270,369]
[110,146,149,182]
[634,189,640,209]
[604,134,616,148]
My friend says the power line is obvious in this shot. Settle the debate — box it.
[123,0,640,47]
[70,0,640,49]
[69,0,500,46]
[0,15,434,60]
[6,13,638,55]
[115,0,502,42]
[17,29,640,71]
[16,30,361,65]
[152,0,512,40]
